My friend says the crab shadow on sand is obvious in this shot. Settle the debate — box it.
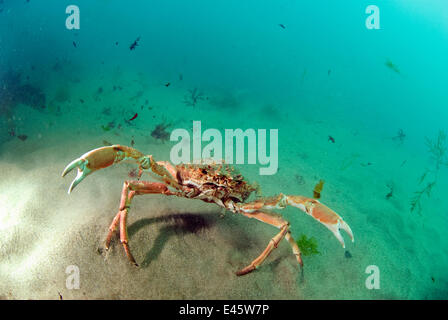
[126,212,218,268]
[123,211,304,283]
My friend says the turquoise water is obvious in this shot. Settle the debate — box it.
[0,0,447,299]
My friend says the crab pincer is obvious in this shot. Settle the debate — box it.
[286,196,354,247]
[61,145,147,193]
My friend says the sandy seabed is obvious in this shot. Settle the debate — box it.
[1,77,447,300]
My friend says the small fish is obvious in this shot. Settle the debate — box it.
[115,41,119,46]
[328,69,331,76]
[360,162,373,167]
[179,73,183,81]
[165,82,170,87]
[328,136,335,143]
[385,189,393,199]
[130,37,140,50]
[102,140,113,146]
[278,24,286,29]
[72,41,77,48]
[101,125,110,132]
[385,59,400,74]
[17,134,28,141]
[79,99,84,103]
[131,137,135,147]
[128,113,138,121]
[300,68,307,85]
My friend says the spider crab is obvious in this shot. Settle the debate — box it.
[62,145,354,276]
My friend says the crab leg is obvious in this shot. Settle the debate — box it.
[236,211,294,276]
[120,200,136,265]
[235,193,353,275]
[105,211,121,249]
[238,194,354,247]
[105,180,179,266]
[106,181,134,249]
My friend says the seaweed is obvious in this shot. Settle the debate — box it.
[410,181,436,214]
[418,169,429,185]
[425,130,448,170]
[183,88,204,107]
[410,131,448,213]
[151,121,171,142]
[0,69,46,117]
[392,128,406,145]
[17,84,46,110]
[296,235,320,256]
[313,179,325,199]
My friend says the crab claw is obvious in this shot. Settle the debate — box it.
[62,158,92,194]
[287,196,354,248]
[62,145,146,194]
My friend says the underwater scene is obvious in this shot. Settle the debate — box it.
[0,0,447,300]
